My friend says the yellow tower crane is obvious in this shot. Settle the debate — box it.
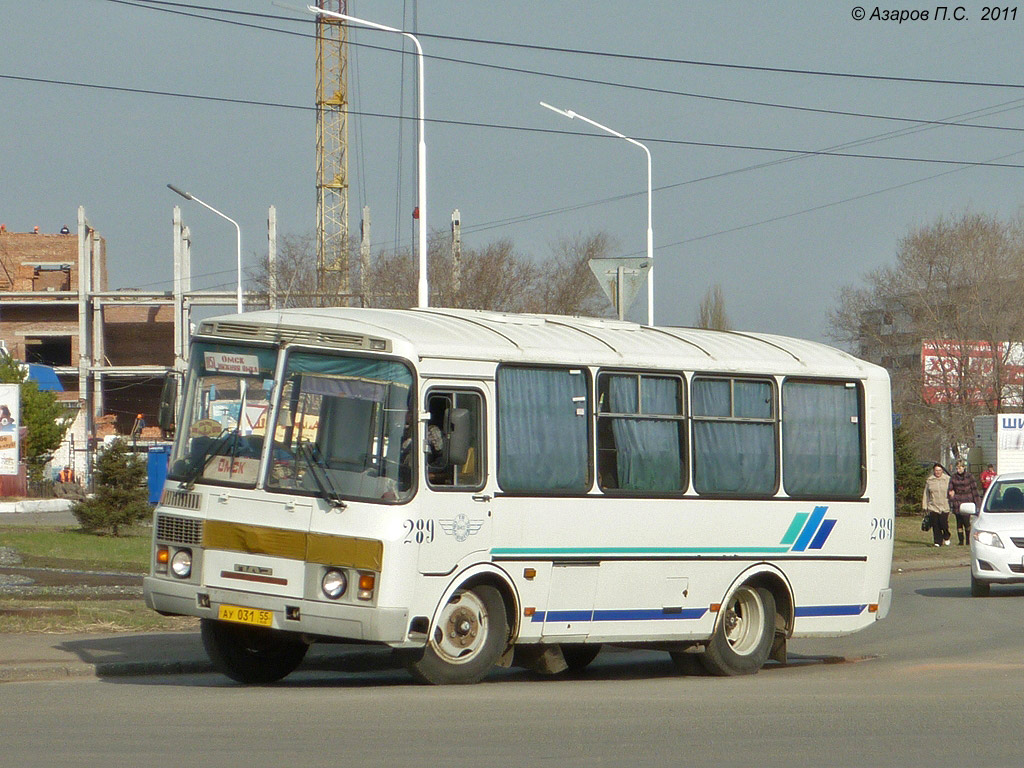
[315,1,349,305]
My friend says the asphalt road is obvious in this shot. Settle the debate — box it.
[2,564,1021,767]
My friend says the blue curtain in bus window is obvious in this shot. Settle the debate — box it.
[609,375,683,492]
[783,381,862,497]
[692,378,776,495]
[498,367,588,492]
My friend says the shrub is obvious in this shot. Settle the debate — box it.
[72,439,150,536]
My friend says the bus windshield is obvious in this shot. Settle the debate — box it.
[265,351,415,503]
[168,342,278,485]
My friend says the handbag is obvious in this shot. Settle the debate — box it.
[921,514,932,532]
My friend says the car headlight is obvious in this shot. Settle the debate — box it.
[170,548,193,578]
[321,569,348,599]
[972,529,1004,549]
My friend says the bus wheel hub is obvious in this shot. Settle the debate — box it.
[447,607,478,647]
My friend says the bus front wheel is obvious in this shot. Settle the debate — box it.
[200,618,308,684]
[700,584,776,676]
[401,585,509,685]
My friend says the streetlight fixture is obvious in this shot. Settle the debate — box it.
[540,102,654,326]
[167,184,243,314]
[307,5,429,309]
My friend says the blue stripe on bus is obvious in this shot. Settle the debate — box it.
[808,519,837,550]
[791,506,828,552]
[794,604,866,617]
[532,605,864,622]
[531,608,708,623]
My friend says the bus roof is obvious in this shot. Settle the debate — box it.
[197,307,881,379]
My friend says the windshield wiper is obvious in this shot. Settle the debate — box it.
[296,442,347,509]
[180,430,239,490]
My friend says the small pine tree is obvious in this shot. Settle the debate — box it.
[894,422,927,517]
[72,439,150,536]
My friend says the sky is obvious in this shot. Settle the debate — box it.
[3,1,1024,342]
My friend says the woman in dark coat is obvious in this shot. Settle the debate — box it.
[949,459,981,545]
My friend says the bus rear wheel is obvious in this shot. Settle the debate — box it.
[200,618,308,684]
[700,585,776,676]
[401,585,509,685]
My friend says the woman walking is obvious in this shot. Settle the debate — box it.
[949,459,980,545]
[922,463,952,547]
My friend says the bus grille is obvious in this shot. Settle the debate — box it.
[160,489,201,511]
[156,514,204,546]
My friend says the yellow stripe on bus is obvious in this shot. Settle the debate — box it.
[202,520,382,571]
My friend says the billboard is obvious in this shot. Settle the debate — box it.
[921,340,1024,406]
[0,384,19,476]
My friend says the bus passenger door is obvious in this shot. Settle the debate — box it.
[417,388,492,575]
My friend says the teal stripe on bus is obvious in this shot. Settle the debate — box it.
[780,512,810,546]
[491,546,793,556]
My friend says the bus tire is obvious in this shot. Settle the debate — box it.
[561,643,602,673]
[200,618,308,684]
[700,585,775,676]
[401,585,508,685]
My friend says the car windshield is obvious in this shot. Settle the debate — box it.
[264,351,415,504]
[984,481,1024,512]
[168,342,278,486]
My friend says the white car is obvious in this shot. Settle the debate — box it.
[964,473,1024,597]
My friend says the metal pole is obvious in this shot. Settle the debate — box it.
[540,102,654,325]
[167,184,243,313]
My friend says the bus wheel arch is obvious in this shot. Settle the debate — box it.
[400,565,518,685]
[701,567,793,676]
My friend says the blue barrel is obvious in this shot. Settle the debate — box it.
[147,445,171,503]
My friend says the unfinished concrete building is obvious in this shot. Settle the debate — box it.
[0,207,238,484]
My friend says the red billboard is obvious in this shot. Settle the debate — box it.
[921,340,1024,406]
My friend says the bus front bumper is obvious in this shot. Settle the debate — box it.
[143,576,413,646]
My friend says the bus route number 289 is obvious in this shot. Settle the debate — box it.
[403,519,435,544]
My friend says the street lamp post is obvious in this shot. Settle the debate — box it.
[540,102,654,326]
[308,5,429,309]
[167,184,243,314]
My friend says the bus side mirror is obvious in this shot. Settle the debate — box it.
[159,376,178,433]
[444,408,471,467]
[960,502,977,516]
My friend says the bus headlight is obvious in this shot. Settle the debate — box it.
[321,569,348,599]
[170,549,193,578]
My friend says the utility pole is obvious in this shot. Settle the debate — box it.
[451,209,461,299]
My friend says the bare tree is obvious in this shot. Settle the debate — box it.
[696,284,731,330]
[829,211,1024,458]
[249,228,613,317]
[535,232,616,317]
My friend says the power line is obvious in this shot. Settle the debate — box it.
[102,0,1024,135]
[111,0,1024,91]
[5,73,1024,171]
[463,96,1024,236]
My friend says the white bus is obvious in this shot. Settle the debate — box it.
[144,307,894,684]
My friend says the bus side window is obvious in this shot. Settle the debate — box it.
[426,390,485,490]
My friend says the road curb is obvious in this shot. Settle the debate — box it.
[0,499,74,515]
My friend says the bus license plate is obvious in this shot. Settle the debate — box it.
[218,604,273,628]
